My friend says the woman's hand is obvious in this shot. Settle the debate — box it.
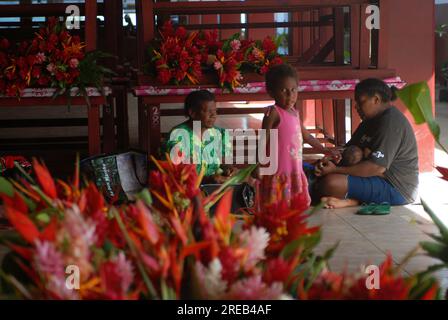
[314,159,337,177]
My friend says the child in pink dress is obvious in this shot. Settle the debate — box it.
[257,64,340,207]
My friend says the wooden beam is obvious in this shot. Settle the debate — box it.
[377,0,389,69]
[350,4,360,68]
[85,0,97,52]
[153,0,371,15]
[0,3,105,17]
[136,0,154,69]
[359,3,371,68]
[333,99,346,146]
[334,7,345,64]
[310,37,335,63]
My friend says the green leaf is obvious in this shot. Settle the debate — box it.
[135,188,153,206]
[396,82,446,153]
[280,231,322,260]
[421,199,448,241]
[0,177,14,197]
[204,164,257,211]
[35,212,50,224]
[420,241,448,263]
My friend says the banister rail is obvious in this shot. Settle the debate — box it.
[0,3,105,17]
[153,0,371,15]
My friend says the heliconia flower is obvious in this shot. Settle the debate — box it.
[69,58,79,68]
[252,47,265,60]
[262,37,277,53]
[230,39,241,52]
[239,226,269,269]
[226,275,286,300]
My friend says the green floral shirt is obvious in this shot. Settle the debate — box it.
[163,122,232,176]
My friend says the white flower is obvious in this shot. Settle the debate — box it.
[195,259,227,299]
[239,226,270,268]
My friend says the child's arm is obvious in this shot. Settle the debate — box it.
[252,107,279,179]
[301,125,341,162]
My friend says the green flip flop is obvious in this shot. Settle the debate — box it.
[372,202,391,215]
[356,203,378,215]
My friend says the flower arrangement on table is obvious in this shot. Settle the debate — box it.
[0,156,443,300]
[147,20,284,92]
[0,17,113,99]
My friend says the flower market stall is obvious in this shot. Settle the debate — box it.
[133,0,399,160]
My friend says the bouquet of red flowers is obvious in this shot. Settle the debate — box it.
[244,36,284,75]
[30,17,84,90]
[150,20,203,85]
[0,38,36,97]
[0,17,113,98]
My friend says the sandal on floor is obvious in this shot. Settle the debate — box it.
[356,202,391,216]
[372,202,391,215]
[356,203,378,215]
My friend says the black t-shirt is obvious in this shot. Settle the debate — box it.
[347,106,419,203]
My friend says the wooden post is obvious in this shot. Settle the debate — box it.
[350,4,360,68]
[102,102,116,153]
[333,99,346,146]
[334,7,345,65]
[138,98,148,151]
[350,99,361,134]
[359,3,371,68]
[85,0,97,52]
[136,0,155,69]
[88,103,101,155]
[377,0,389,69]
[148,103,161,157]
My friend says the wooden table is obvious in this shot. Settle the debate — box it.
[0,88,111,156]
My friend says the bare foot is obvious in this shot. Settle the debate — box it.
[321,197,359,209]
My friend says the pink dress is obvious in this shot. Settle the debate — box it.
[258,105,311,207]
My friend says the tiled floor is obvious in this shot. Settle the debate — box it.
[309,204,448,291]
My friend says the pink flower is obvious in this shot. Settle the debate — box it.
[227,275,286,300]
[230,39,241,52]
[213,61,223,70]
[33,240,65,278]
[35,52,46,64]
[46,63,56,74]
[69,58,79,68]
[113,252,134,292]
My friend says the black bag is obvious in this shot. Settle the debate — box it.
[200,182,255,215]
[80,150,147,203]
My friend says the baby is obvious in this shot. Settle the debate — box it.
[340,145,371,166]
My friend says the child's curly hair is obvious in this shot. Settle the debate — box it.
[265,64,298,93]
